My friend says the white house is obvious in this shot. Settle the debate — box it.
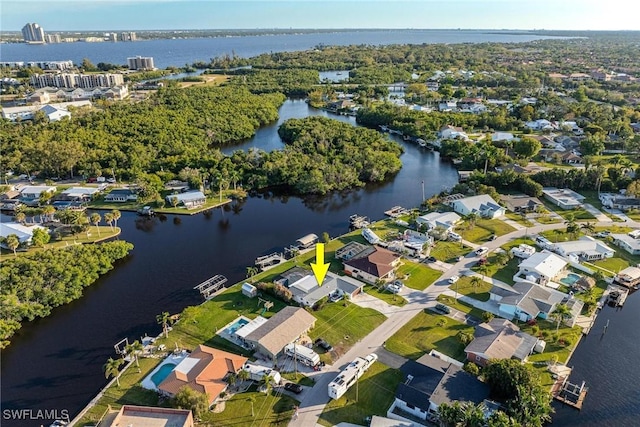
[60,186,101,201]
[450,194,505,219]
[512,250,567,286]
[554,236,615,261]
[611,233,640,255]
[20,185,56,202]
[288,272,364,307]
[0,222,46,247]
[491,132,516,142]
[525,119,555,131]
[39,104,71,122]
[439,125,469,140]
[165,191,206,209]
[542,187,585,210]
[416,211,461,232]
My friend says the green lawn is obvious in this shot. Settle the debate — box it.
[536,215,563,224]
[449,276,492,301]
[386,310,473,362]
[430,241,470,263]
[436,294,486,319]
[78,358,163,425]
[309,301,387,360]
[500,237,537,251]
[369,219,407,241]
[590,257,629,275]
[201,386,298,426]
[396,261,442,290]
[491,258,520,285]
[505,212,535,227]
[364,285,407,307]
[540,200,596,221]
[457,218,516,243]
[319,362,404,427]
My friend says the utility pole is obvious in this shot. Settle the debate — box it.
[421,180,425,202]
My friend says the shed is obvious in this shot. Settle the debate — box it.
[534,340,546,354]
[295,233,318,249]
[242,282,257,298]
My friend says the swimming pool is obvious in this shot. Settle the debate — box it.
[226,318,249,335]
[560,273,581,286]
[151,362,176,387]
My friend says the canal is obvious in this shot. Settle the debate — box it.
[0,100,459,426]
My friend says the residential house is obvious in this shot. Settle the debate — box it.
[450,194,505,219]
[39,104,71,122]
[491,132,516,142]
[561,151,582,164]
[599,193,640,212]
[1,100,91,121]
[532,135,557,148]
[438,101,458,112]
[613,266,640,288]
[464,318,540,367]
[0,222,46,247]
[343,245,401,284]
[100,405,194,427]
[20,185,56,206]
[387,354,490,425]
[513,250,567,286]
[104,188,138,203]
[542,187,585,210]
[611,233,640,255]
[157,345,248,406]
[416,211,461,232]
[243,306,316,359]
[489,281,568,322]
[438,125,469,140]
[501,195,543,214]
[525,119,555,132]
[59,186,101,202]
[286,271,364,307]
[554,236,615,261]
[166,191,206,209]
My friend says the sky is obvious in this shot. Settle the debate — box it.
[2,0,639,32]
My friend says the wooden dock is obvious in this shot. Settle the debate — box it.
[255,252,286,270]
[553,379,588,410]
[349,214,370,229]
[194,275,227,300]
[384,206,409,218]
[607,285,629,307]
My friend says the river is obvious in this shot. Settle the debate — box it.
[0,29,566,69]
[0,100,459,426]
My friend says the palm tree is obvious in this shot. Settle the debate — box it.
[103,357,123,387]
[465,212,479,230]
[125,340,144,368]
[157,311,171,339]
[111,210,121,228]
[4,234,20,256]
[581,222,595,235]
[104,212,115,229]
[470,275,482,292]
[553,303,572,335]
[246,266,258,279]
[42,205,55,222]
[262,373,274,394]
[90,212,102,236]
[15,211,26,225]
[237,368,250,383]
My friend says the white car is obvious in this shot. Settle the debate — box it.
[475,247,489,256]
[448,275,460,284]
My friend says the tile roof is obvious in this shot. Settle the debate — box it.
[343,246,400,278]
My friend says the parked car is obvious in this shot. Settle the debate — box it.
[387,283,401,294]
[477,257,488,266]
[475,246,489,256]
[284,382,303,394]
[595,231,611,238]
[448,232,462,241]
[435,303,451,314]
[315,338,333,351]
[426,256,437,262]
[392,280,404,288]
[448,275,460,284]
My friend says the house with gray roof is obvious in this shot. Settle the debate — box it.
[243,306,316,359]
[165,191,206,209]
[449,194,505,219]
[387,354,490,424]
[464,319,539,367]
[416,211,461,232]
[542,187,585,210]
[489,281,567,323]
[285,270,364,307]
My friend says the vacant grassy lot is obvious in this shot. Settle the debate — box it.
[364,285,407,307]
[386,310,473,362]
[436,295,486,319]
[319,362,404,427]
[396,261,442,291]
[457,218,516,243]
[540,200,596,221]
[449,276,492,301]
[430,241,469,263]
[309,301,387,360]
[505,212,535,227]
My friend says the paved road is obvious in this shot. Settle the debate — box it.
[288,218,637,426]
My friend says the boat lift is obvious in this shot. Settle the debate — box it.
[194,275,228,300]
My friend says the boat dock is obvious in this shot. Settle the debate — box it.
[607,285,629,307]
[255,252,286,271]
[384,206,409,218]
[194,275,228,299]
[553,378,588,410]
[349,214,370,229]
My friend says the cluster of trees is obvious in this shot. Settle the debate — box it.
[0,241,133,348]
[255,281,292,302]
[226,68,320,96]
[276,116,403,193]
[438,359,553,427]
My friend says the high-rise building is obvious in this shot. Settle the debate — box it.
[119,32,137,42]
[45,34,61,43]
[22,23,46,44]
[127,56,155,71]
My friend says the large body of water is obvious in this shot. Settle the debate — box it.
[1,30,636,427]
[0,29,564,69]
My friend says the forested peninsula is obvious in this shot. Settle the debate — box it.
[0,241,134,348]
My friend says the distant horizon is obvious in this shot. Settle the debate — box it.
[3,1,638,32]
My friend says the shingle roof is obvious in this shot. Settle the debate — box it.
[343,246,399,278]
[430,364,490,407]
[244,307,316,356]
[465,319,538,362]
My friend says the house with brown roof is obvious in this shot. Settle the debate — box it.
[243,306,316,359]
[464,319,539,367]
[343,245,401,284]
[100,405,194,427]
[157,345,248,406]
